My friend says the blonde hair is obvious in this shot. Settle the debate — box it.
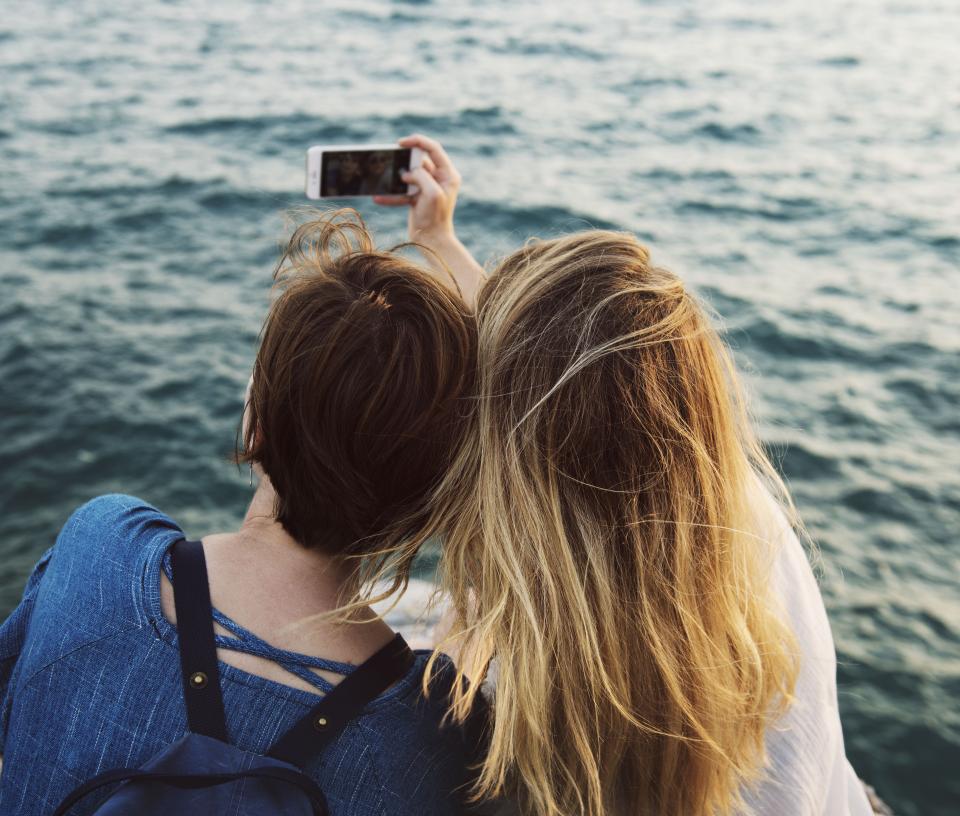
[428,231,800,815]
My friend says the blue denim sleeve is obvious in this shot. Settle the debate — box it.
[0,546,54,753]
[0,492,176,755]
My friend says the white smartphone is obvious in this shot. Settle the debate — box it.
[305,144,424,199]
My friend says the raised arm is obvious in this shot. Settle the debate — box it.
[374,134,484,309]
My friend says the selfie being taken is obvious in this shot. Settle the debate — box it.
[1,2,956,815]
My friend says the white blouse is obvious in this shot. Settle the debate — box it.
[744,492,873,815]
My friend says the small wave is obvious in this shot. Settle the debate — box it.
[459,199,623,240]
[820,55,860,67]
[30,119,96,137]
[924,233,959,250]
[734,313,868,364]
[385,105,517,136]
[667,105,720,121]
[885,376,960,434]
[163,114,283,135]
[31,223,100,249]
[697,284,753,316]
[885,377,938,408]
[111,207,180,231]
[164,113,363,145]
[882,298,920,314]
[842,486,914,523]
[611,75,688,95]
[165,107,520,148]
[638,167,737,184]
[916,610,958,646]
[55,177,202,201]
[197,187,296,213]
[877,339,947,368]
[816,284,856,298]
[491,37,605,61]
[776,442,842,480]
[725,17,775,31]
[56,177,295,219]
[677,200,808,222]
[692,122,762,142]
[388,10,428,24]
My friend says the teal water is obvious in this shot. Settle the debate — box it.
[1,1,957,812]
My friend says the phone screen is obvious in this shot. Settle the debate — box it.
[320,148,412,197]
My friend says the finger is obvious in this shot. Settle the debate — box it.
[372,195,411,207]
[401,166,443,199]
[419,154,437,176]
[399,133,456,176]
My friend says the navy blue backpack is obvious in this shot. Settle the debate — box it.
[51,539,419,816]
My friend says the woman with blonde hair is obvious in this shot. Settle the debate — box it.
[384,135,874,815]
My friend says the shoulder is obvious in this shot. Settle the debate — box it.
[1,496,184,694]
[373,651,463,737]
[57,494,181,547]
[759,489,842,714]
[38,494,183,625]
[351,652,484,815]
[746,484,853,813]
[754,489,837,670]
[50,494,184,572]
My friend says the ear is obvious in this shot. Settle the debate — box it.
[242,373,267,448]
[242,373,265,480]
[242,374,255,439]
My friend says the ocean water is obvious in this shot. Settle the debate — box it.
[1,0,957,812]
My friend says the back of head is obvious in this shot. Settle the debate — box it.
[241,210,475,570]
[434,231,798,815]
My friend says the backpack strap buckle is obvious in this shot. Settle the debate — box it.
[171,539,229,742]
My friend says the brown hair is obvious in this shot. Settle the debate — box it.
[240,209,475,563]
[429,231,799,815]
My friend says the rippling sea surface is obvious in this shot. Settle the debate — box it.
[1,1,957,812]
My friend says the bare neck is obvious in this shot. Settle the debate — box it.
[158,474,394,694]
[179,474,394,673]
[213,475,359,609]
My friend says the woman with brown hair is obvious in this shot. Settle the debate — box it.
[384,135,873,815]
[0,210,487,814]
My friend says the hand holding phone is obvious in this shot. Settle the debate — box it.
[305,144,424,199]
[372,134,463,245]
[374,134,484,309]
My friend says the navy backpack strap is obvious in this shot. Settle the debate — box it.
[268,633,415,767]
[171,539,229,742]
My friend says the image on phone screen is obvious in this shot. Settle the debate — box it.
[321,149,412,197]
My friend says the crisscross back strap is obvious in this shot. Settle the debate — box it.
[268,634,415,767]
[171,539,415,768]
[171,539,229,742]
[161,551,355,691]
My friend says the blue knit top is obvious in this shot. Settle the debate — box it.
[0,495,478,815]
